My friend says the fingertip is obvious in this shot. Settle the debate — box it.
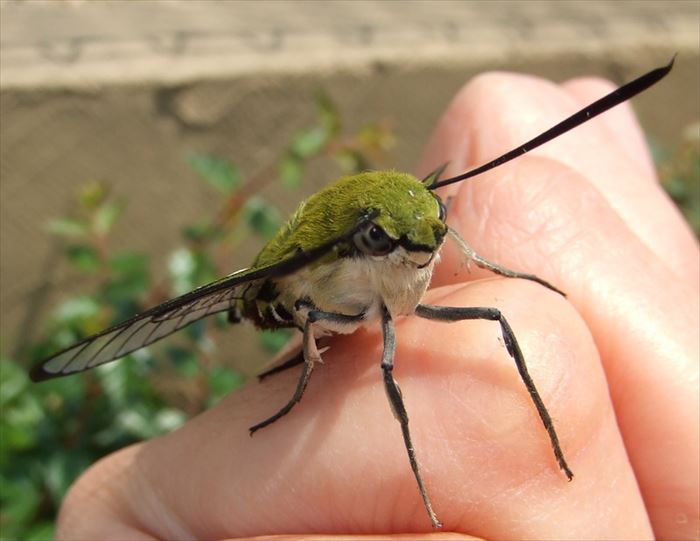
[420,67,694,279]
[55,444,154,541]
[432,154,593,291]
[416,72,559,196]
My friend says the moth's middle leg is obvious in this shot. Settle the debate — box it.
[380,304,442,528]
[414,303,573,480]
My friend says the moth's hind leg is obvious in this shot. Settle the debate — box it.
[249,320,316,435]
[256,349,305,381]
[415,303,573,481]
[249,303,364,435]
[447,227,565,296]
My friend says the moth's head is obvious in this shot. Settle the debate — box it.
[344,171,447,265]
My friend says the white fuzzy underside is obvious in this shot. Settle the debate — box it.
[275,246,439,336]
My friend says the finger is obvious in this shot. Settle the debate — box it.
[419,72,699,537]
[432,154,700,540]
[418,71,698,285]
[56,281,651,540]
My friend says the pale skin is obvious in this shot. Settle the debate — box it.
[56,71,699,540]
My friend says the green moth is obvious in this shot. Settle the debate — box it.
[30,59,674,528]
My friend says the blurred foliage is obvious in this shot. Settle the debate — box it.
[656,122,700,238]
[0,91,394,540]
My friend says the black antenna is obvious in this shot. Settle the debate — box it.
[429,56,675,190]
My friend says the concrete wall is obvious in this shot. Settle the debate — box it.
[1,1,698,372]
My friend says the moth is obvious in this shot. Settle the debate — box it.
[31,59,673,528]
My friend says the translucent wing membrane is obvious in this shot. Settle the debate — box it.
[30,269,259,381]
[30,217,371,381]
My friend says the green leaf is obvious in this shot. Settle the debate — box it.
[258,328,293,353]
[166,345,200,378]
[78,181,107,210]
[0,476,42,531]
[44,451,92,503]
[168,248,196,291]
[315,90,340,136]
[207,366,245,406]
[153,408,187,433]
[358,122,396,153]
[102,278,149,305]
[168,248,215,295]
[290,126,329,158]
[335,148,368,174]
[0,358,29,408]
[52,295,100,325]
[187,154,242,194]
[46,218,88,238]
[2,397,43,450]
[243,197,281,240]
[278,153,303,189]
[91,355,158,444]
[182,221,214,243]
[96,357,134,410]
[93,200,124,235]
[65,244,99,272]
[109,252,148,276]
[113,403,180,440]
[103,253,150,303]
[26,522,55,541]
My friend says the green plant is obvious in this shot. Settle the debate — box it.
[0,91,394,540]
[657,122,700,238]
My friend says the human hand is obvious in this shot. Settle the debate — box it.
[55,71,699,540]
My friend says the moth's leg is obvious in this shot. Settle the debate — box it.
[249,304,364,435]
[257,349,304,381]
[447,227,565,297]
[248,319,315,435]
[380,305,442,529]
[415,303,573,481]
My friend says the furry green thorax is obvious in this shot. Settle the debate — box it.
[254,171,447,267]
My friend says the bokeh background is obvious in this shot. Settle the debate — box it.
[1,1,698,538]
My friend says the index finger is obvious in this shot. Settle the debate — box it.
[418,71,699,540]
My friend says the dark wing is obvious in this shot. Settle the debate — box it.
[30,219,367,382]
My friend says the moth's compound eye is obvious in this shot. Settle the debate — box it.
[436,198,447,221]
[353,222,395,256]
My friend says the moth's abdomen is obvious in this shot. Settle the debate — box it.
[238,279,297,330]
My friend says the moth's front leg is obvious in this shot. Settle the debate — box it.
[380,305,442,529]
[249,299,364,435]
[447,227,565,296]
[415,303,574,480]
